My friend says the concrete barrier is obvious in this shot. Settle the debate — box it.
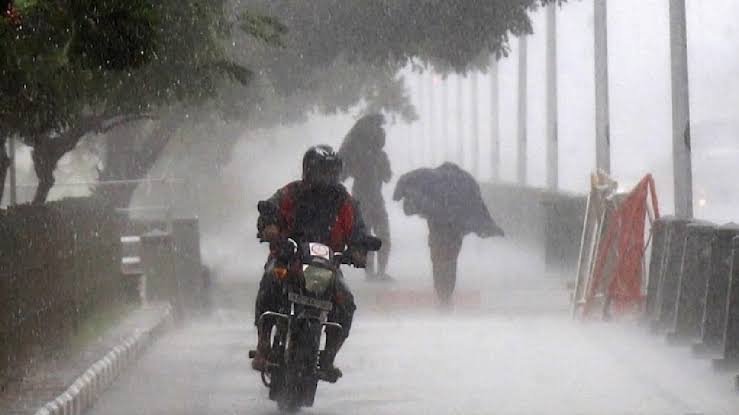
[667,221,716,344]
[479,182,587,274]
[693,223,739,356]
[645,218,670,321]
[713,236,739,371]
[650,217,692,332]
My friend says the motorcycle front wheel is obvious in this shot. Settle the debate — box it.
[277,318,322,412]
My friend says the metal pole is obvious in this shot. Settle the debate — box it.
[442,76,450,163]
[456,74,465,165]
[669,0,693,218]
[546,3,559,190]
[594,0,611,174]
[490,58,500,181]
[418,73,428,166]
[408,74,418,169]
[8,136,16,205]
[517,36,528,185]
[428,72,437,165]
[470,72,480,178]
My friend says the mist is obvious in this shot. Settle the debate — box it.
[6,1,739,413]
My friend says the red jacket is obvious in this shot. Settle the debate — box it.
[259,181,367,253]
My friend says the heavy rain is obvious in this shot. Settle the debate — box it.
[3,1,739,414]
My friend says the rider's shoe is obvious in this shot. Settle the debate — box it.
[319,365,343,383]
[251,330,271,372]
[251,353,267,371]
[318,365,344,383]
[318,353,343,382]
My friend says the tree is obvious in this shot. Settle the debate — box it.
[140,0,563,206]
[1,0,259,203]
[147,0,563,182]
[3,0,564,205]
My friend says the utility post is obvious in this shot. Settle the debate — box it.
[546,3,559,190]
[594,0,611,174]
[517,36,528,185]
[409,74,419,168]
[470,72,480,178]
[418,72,429,166]
[9,136,16,205]
[490,57,500,181]
[456,74,465,166]
[427,71,436,165]
[442,75,450,164]
[669,0,694,218]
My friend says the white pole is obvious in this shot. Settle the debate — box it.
[442,76,450,163]
[490,58,500,181]
[419,72,429,166]
[594,0,611,174]
[409,74,419,169]
[517,36,528,185]
[546,3,559,190]
[428,73,437,165]
[8,136,16,205]
[669,0,693,218]
[408,74,417,168]
[470,72,480,178]
[456,75,465,165]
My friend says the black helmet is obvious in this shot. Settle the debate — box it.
[302,145,342,186]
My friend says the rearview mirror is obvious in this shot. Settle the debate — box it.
[257,200,277,215]
[359,236,382,252]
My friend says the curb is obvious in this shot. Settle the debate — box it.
[33,303,174,415]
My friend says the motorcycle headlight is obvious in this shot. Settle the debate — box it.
[303,265,335,295]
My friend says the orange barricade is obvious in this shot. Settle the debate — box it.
[583,174,660,318]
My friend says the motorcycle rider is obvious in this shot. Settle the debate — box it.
[251,145,371,381]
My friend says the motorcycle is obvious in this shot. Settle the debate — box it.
[250,203,381,412]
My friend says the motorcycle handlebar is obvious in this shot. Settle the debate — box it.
[260,236,382,268]
[354,235,382,252]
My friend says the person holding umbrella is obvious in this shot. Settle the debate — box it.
[393,162,505,304]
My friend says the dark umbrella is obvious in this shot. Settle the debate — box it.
[393,162,504,238]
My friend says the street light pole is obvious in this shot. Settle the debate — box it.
[669,0,693,218]
[427,72,436,165]
[490,57,500,181]
[470,72,480,178]
[594,0,611,174]
[442,76,450,163]
[546,3,559,190]
[457,74,465,166]
[7,137,17,206]
[517,36,528,185]
[419,72,430,166]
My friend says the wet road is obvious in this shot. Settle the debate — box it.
[87,265,739,415]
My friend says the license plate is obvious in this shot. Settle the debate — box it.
[288,292,333,311]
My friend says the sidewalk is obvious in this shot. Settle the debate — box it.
[0,303,171,415]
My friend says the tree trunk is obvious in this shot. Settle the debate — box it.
[0,136,8,204]
[95,114,183,208]
[31,145,59,205]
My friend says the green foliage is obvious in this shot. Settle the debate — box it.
[220,0,564,124]
[2,0,566,203]
[1,0,266,202]
[239,12,287,47]
[67,0,157,70]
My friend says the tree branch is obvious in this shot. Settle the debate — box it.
[56,112,157,155]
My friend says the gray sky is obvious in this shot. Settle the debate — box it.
[395,0,739,222]
[9,0,738,223]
